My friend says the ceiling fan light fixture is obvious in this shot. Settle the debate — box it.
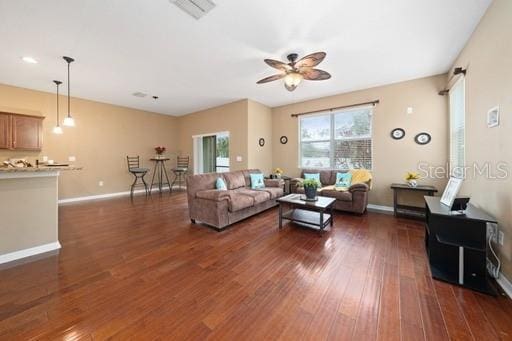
[257,52,330,91]
[284,72,303,91]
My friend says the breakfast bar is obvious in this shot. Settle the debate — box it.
[0,166,81,264]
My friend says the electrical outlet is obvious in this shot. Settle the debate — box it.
[499,230,504,246]
[68,156,76,162]
[98,181,104,187]
[487,258,498,278]
[487,223,498,243]
[407,107,413,114]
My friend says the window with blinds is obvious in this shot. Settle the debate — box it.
[299,106,373,169]
[449,77,465,178]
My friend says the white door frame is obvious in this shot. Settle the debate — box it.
[192,131,229,175]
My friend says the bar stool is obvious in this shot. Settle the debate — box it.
[127,156,149,198]
[171,156,189,191]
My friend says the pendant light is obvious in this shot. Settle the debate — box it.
[62,56,75,127]
[52,80,63,134]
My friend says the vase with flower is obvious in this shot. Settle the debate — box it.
[404,171,421,188]
[274,167,283,179]
[154,146,166,158]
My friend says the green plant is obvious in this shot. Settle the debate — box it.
[302,178,320,189]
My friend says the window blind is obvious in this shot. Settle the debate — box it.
[449,77,465,178]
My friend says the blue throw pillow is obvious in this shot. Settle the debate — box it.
[335,172,352,188]
[216,177,227,190]
[304,173,321,184]
[250,173,265,189]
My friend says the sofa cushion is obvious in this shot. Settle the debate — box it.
[196,190,230,202]
[234,188,270,204]
[242,169,262,187]
[301,169,335,186]
[250,173,265,189]
[258,187,283,199]
[227,192,255,212]
[224,171,246,190]
[321,189,353,202]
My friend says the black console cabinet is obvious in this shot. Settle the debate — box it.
[424,196,497,295]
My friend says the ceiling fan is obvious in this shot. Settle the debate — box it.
[257,52,331,91]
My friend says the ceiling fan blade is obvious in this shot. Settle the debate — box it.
[294,52,326,68]
[257,74,285,84]
[301,68,331,81]
[264,59,292,71]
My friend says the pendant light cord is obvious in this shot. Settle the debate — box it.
[57,83,59,123]
[67,61,71,118]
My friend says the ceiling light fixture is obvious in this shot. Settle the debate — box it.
[52,80,63,135]
[62,56,76,127]
[257,52,331,92]
[22,56,38,64]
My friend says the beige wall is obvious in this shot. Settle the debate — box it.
[0,174,58,255]
[0,84,178,199]
[449,0,512,278]
[272,75,449,206]
[247,99,273,174]
[177,99,249,172]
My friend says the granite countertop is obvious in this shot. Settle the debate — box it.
[0,166,83,172]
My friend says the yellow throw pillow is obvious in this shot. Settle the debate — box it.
[349,169,372,187]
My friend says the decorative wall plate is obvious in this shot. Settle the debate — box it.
[415,132,431,145]
[280,136,288,144]
[390,128,405,140]
[259,138,265,146]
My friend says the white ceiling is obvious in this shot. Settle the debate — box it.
[0,0,491,116]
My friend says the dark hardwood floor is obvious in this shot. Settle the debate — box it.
[1,192,511,340]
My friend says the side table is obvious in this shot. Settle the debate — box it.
[149,157,171,194]
[390,183,437,219]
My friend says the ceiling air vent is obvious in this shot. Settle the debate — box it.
[132,92,147,98]
[170,0,216,20]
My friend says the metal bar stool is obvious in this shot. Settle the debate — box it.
[127,156,150,198]
[170,156,189,191]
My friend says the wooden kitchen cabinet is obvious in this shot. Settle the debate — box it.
[0,113,10,149]
[0,112,44,151]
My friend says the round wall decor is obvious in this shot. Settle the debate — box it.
[280,136,288,144]
[390,128,405,140]
[415,132,431,145]
[258,138,265,147]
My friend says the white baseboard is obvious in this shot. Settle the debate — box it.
[497,272,512,299]
[0,241,61,265]
[367,204,394,213]
[58,187,181,204]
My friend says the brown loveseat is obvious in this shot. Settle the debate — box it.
[290,169,371,214]
[186,169,284,230]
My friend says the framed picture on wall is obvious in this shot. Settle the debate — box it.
[487,106,499,128]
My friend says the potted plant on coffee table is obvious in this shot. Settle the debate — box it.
[302,178,320,201]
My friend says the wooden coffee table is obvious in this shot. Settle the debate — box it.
[277,194,336,234]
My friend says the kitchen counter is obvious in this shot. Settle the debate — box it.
[0,166,82,264]
[0,165,82,172]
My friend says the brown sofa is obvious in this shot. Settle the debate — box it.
[186,169,284,230]
[290,169,371,214]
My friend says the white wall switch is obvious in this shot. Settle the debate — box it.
[98,181,104,187]
[407,107,413,114]
[236,156,243,162]
[68,156,76,162]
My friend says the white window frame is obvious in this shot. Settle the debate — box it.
[449,77,465,178]
[298,106,373,170]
